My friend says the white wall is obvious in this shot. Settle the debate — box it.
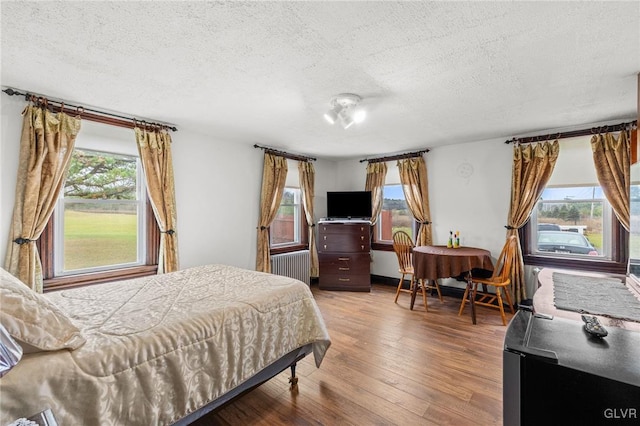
[334,139,517,291]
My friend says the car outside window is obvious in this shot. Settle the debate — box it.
[529,185,611,259]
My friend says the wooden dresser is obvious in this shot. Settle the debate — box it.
[318,220,371,291]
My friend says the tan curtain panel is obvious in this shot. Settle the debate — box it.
[365,162,387,226]
[397,156,433,246]
[4,105,81,292]
[591,131,630,231]
[507,140,559,302]
[135,127,179,274]
[298,161,319,278]
[256,153,288,273]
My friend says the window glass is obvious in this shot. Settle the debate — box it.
[530,185,610,258]
[377,184,414,241]
[270,187,302,246]
[54,149,146,274]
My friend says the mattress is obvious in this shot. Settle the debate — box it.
[0,264,331,425]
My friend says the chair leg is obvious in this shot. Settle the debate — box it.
[394,273,406,303]
[433,279,443,302]
[458,282,470,316]
[503,286,515,314]
[496,288,507,326]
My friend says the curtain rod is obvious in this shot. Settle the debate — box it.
[504,119,636,144]
[2,87,178,132]
[359,148,430,163]
[253,144,316,162]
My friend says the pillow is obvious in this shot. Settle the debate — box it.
[0,267,85,353]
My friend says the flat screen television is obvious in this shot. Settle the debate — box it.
[326,191,372,219]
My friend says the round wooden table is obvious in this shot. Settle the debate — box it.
[412,245,494,324]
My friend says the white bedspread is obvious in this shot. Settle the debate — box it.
[0,264,331,425]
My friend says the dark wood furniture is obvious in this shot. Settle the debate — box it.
[318,220,371,291]
[412,245,494,323]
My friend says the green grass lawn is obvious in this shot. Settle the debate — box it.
[64,210,137,271]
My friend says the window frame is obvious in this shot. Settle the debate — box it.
[372,183,418,251]
[269,186,309,255]
[38,149,160,292]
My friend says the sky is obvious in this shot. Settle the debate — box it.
[383,185,404,199]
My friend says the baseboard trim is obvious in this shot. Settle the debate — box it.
[370,274,467,299]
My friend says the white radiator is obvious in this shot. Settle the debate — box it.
[270,250,310,285]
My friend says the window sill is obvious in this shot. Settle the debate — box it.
[43,265,158,292]
[371,242,394,252]
[270,244,308,255]
[522,254,627,275]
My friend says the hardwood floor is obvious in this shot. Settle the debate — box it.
[194,283,511,425]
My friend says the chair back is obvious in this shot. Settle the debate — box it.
[492,235,518,283]
[392,231,414,272]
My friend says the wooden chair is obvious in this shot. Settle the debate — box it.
[392,231,442,310]
[458,235,517,325]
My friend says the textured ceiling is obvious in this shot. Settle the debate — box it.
[2,1,639,159]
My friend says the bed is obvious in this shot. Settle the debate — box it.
[0,264,331,425]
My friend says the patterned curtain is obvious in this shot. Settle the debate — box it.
[298,161,319,277]
[365,162,387,226]
[397,156,432,246]
[135,127,179,273]
[591,131,630,231]
[256,153,288,273]
[4,104,81,291]
[507,141,559,302]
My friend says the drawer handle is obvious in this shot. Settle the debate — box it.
[339,267,350,271]
[361,245,365,250]
[323,236,327,240]
[338,257,350,261]
[323,245,327,250]
[338,278,351,282]
[360,227,364,231]
[361,236,364,240]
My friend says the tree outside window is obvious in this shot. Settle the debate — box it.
[54,149,146,274]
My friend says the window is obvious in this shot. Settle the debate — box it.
[39,148,159,290]
[375,184,416,243]
[521,136,627,274]
[55,149,146,273]
[528,186,611,259]
[270,187,307,251]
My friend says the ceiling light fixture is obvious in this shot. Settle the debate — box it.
[324,93,365,129]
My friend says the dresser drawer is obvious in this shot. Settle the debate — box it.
[318,223,370,235]
[318,274,370,291]
[318,233,370,253]
[319,253,370,274]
